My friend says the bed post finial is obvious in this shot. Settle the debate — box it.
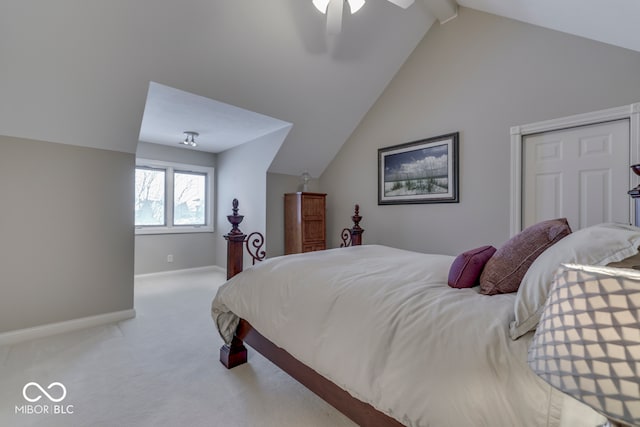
[227,198,244,236]
[352,204,362,229]
[225,199,247,280]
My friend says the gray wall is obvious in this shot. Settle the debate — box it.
[134,142,217,275]
[136,141,217,168]
[215,127,290,267]
[320,7,640,254]
[134,233,218,275]
[0,136,134,333]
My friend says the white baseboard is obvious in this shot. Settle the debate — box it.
[0,309,136,347]
[134,265,225,280]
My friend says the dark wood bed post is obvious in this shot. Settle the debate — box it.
[629,165,640,227]
[220,199,248,369]
[341,204,365,247]
[224,199,246,280]
[350,204,364,246]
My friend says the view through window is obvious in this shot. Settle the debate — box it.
[135,160,214,234]
[173,171,206,226]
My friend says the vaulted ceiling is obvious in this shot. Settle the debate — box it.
[1,0,639,177]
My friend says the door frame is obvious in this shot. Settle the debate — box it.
[510,102,640,236]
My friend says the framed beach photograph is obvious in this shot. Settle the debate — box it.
[378,132,459,205]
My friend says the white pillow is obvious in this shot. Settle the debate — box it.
[509,222,640,340]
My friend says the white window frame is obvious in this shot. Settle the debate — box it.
[135,158,215,235]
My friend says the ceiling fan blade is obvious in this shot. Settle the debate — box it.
[347,0,366,14]
[312,0,330,14]
[386,0,415,9]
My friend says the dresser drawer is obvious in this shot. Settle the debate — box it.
[303,242,326,252]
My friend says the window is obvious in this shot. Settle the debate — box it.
[135,167,166,226]
[135,159,214,234]
[173,171,206,226]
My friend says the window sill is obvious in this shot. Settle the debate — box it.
[135,226,214,235]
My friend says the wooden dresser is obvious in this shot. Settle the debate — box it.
[284,192,326,254]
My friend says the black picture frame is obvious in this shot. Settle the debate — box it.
[378,132,459,205]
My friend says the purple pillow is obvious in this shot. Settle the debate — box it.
[448,245,497,288]
[479,218,572,295]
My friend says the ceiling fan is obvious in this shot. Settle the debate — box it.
[312,0,415,34]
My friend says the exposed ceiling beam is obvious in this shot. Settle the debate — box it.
[422,0,458,24]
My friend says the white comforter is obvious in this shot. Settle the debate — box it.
[212,245,567,427]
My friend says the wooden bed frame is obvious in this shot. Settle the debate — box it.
[219,200,403,427]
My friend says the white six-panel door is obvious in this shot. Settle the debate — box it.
[523,119,630,230]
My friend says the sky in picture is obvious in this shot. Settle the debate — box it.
[384,144,448,181]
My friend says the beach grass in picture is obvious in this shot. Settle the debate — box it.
[378,132,459,205]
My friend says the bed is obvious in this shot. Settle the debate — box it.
[212,200,640,426]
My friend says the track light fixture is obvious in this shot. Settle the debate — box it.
[180,131,199,147]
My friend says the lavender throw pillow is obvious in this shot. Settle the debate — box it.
[479,218,571,295]
[448,245,497,288]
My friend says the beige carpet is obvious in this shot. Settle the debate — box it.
[0,267,356,427]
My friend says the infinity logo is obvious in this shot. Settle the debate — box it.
[22,382,67,403]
